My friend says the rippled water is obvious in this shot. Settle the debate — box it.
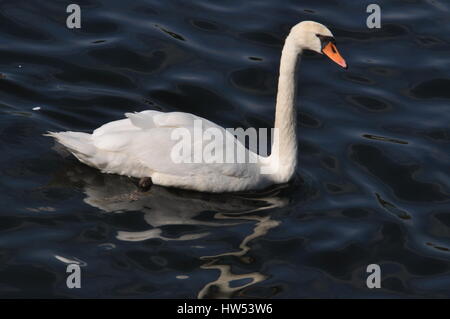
[0,0,449,298]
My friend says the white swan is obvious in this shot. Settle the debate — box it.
[47,21,347,193]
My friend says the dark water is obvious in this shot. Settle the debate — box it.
[0,0,449,298]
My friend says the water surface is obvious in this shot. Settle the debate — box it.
[0,0,449,298]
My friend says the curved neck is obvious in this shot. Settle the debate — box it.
[269,34,302,182]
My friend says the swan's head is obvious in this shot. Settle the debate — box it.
[290,21,347,69]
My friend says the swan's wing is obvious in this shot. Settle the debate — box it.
[92,110,221,153]
[91,111,258,179]
[92,110,161,137]
[93,111,217,137]
[126,111,221,130]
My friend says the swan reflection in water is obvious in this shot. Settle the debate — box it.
[56,161,300,298]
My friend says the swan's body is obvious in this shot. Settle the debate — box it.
[47,21,346,193]
[49,111,273,192]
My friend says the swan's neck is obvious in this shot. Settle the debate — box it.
[269,34,302,182]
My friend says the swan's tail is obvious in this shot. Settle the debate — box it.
[45,131,97,166]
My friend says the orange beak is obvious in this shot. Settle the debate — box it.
[322,42,347,69]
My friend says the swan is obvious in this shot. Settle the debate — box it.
[46,21,347,193]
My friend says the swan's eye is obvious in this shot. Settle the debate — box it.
[316,34,336,49]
